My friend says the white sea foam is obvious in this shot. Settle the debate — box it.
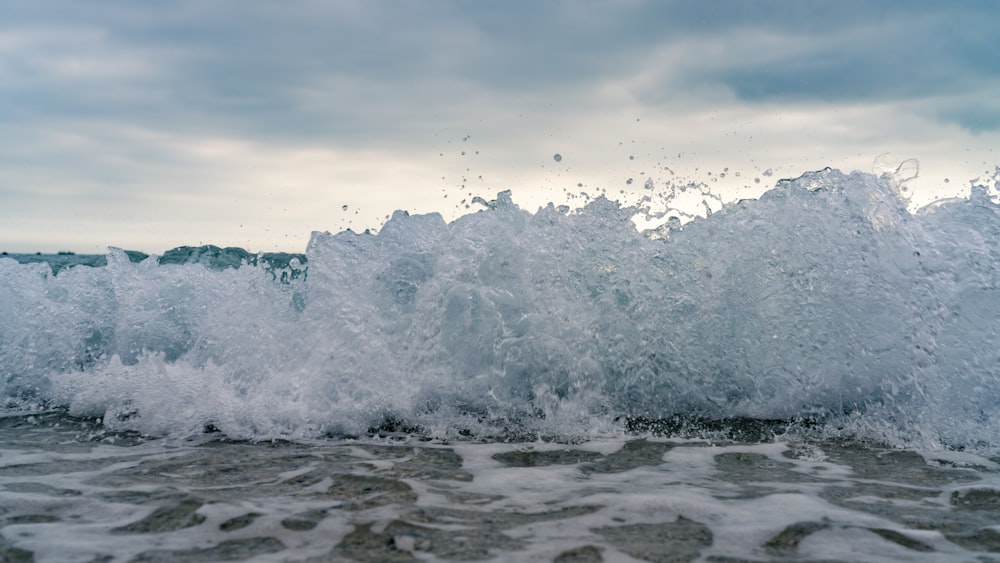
[3,168,1000,453]
[1,420,997,561]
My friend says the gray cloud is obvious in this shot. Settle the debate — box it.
[937,99,1000,134]
[5,0,996,144]
[683,3,1000,130]
[2,0,999,252]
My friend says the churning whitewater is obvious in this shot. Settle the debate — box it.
[3,168,1000,451]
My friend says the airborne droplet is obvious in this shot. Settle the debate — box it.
[553,153,562,163]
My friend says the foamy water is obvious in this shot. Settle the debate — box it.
[2,412,1000,561]
[4,167,1000,453]
[5,166,1000,560]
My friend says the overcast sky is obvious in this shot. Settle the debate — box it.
[2,0,998,253]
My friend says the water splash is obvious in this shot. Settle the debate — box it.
[3,168,1000,451]
[873,153,920,202]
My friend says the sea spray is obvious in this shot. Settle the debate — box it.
[3,168,1000,451]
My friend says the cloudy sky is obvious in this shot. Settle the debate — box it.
[2,0,998,253]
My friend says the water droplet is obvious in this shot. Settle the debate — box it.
[341,204,348,211]
[553,153,562,162]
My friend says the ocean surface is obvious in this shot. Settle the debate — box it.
[4,167,1000,561]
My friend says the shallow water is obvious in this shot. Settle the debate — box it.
[3,411,1000,562]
